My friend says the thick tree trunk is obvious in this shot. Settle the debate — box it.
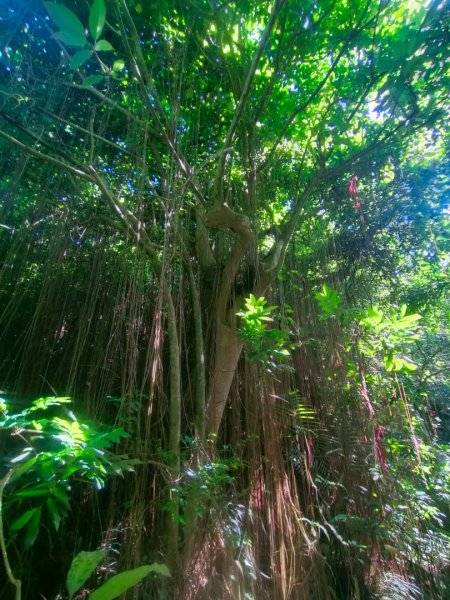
[206,321,243,436]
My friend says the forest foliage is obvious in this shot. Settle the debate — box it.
[0,0,449,598]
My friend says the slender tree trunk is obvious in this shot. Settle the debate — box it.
[164,278,181,568]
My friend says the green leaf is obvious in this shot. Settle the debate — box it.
[390,314,422,331]
[9,508,39,534]
[94,40,113,52]
[44,2,85,38]
[53,486,70,508]
[32,396,71,409]
[392,357,403,371]
[67,550,106,599]
[69,50,93,70]
[112,59,125,71]
[53,30,87,47]
[401,358,418,371]
[315,285,341,315]
[10,448,33,464]
[82,74,104,87]
[89,0,106,41]
[46,497,62,531]
[23,507,42,549]
[89,564,170,600]
[13,488,49,498]
[383,354,394,372]
[9,458,37,483]
[361,306,384,327]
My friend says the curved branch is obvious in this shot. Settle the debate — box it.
[0,128,94,182]
[205,203,254,319]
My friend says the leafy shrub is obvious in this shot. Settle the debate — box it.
[0,396,138,548]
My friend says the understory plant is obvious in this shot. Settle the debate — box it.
[65,549,170,600]
[237,293,292,368]
[314,286,450,596]
[0,395,139,598]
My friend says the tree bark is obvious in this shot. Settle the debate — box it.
[206,321,243,435]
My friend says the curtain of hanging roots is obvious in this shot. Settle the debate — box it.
[0,90,416,600]
[0,174,380,598]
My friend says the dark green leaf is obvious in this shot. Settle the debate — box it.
[89,0,106,41]
[89,564,170,600]
[52,486,70,508]
[82,74,104,87]
[44,3,85,37]
[13,488,49,498]
[9,457,37,483]
[69,50,93,70]
[67,550,106,599]
[9,508,39,534]
[46,497,62,531]
[23,507,42,549]
[53,30,87,47]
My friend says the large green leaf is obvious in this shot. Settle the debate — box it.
[23,507,41,549]
[9,457,37,483]
[383,353,394,372]
[9,448,33,464]
[69,50,93,70]
[67,550,106,600]
[44,2,85,38]
[9,507,39,534]
[53,30,87,47]
[13,487,48,498]
[89,0,106,41]
[82,74,104,87]
[46,497,62,531]
[53,485,70,508]
[89,564,170,600]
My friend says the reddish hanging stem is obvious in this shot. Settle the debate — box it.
[306,434,313,468]
[348,175,358,197]
[374,426,388,474]
[348,175,365,224]
[358,370,375,418]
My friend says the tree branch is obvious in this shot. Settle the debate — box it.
[0,128,94,182]
[204,203,254,319]
[258,0,375,173]
[213,0,287,203]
